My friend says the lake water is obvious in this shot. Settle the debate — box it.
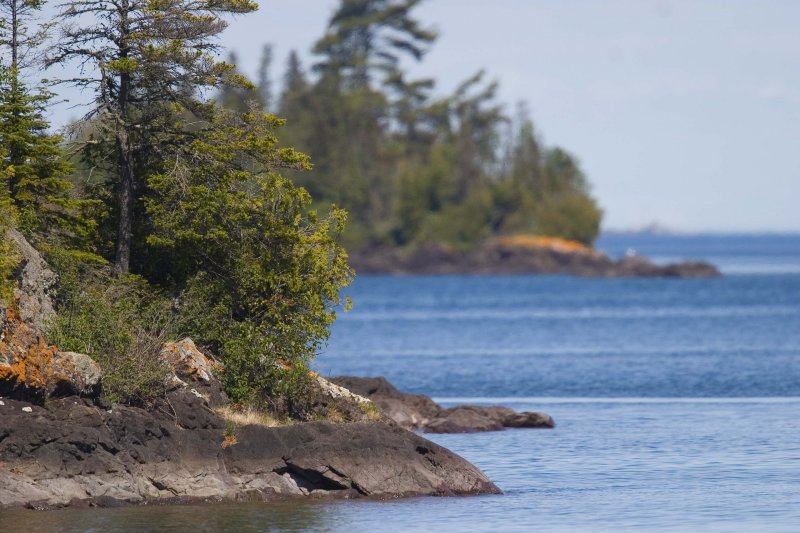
[6,233,800,531]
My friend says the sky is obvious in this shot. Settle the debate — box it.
[48,0,800,233]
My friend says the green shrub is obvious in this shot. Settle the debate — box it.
[45,251,172,405]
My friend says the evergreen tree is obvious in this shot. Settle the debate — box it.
[313,0,436,88]
[48,0,257,273]
[256,44,273,111]
[0,0,93,246]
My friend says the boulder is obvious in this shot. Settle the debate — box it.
[49,351,102,397]
[160,338,220,384]
[160,338,227,408]
[331,376,441,429]
[0,231,102,400]
[0,303,102,399]
[424,406,505,433]
[295,373,380,424]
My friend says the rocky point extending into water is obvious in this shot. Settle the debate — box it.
[0,230,500,510]
[350,235,721,277]
[332,376,554,433]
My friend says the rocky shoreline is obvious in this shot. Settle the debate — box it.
[349,236,721,278]
[0,369,557,510]
[0,229,508,510]
[0,388,500,510]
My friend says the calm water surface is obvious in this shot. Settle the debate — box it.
[4,234,800,531]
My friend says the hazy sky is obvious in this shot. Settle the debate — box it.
[50,1,800,232]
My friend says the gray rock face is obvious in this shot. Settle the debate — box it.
[0,389,500,509]
[331,376,555,433]
[6,230,57,332]
[49,352,102,397]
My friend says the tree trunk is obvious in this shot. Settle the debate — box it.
[113,0,133,275]
[113,127,134,275]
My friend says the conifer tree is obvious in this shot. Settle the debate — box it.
[256,44,272,111]
[145,108,353,403]
[48,0,257,273]
[313,0,436,88]
[0,0,92,245]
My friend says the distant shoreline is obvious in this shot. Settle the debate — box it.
[349,236,721,278]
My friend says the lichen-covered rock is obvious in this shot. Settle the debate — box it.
[0,307,102,399]
[314,374,371,405]
[160,338,220,384]
[160,338,227,408]
[289,373,381,424]
[0,307,60,399]
[0,231,100,400]
[50,352,102,397]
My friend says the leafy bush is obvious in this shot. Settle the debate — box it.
[146,110,353,406]
[45,252,172,405]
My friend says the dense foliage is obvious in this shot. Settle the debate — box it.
[1,0,352,409]
[223,0,603,249]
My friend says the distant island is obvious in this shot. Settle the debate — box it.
[349,235,721,278]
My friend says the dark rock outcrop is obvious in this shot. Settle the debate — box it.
[332,376,441,428]
[349,236,721,278]
[331,376,555,433]
[0,389,500,509]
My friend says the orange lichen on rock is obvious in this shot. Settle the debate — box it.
[0,303,60,395]
[160,338,220,384]
[490,235,599,256]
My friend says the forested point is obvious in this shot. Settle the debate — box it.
[1,0,601,414]
[220,0,603,250]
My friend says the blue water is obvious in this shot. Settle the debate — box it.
[7,233,800,531]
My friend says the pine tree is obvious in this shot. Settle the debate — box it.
[0,0,93,246]
[313,0,436,88]
[145,108,353,403]
[48,0,257,273]
[256,44,273,112]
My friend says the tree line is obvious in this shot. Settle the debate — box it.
[221,0,603,250]
[0,0,350,413]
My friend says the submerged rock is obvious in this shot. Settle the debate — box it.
[331,376,555,433]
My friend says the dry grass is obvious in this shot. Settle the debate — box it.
[493,234,597,255]
[214,405,286,428]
